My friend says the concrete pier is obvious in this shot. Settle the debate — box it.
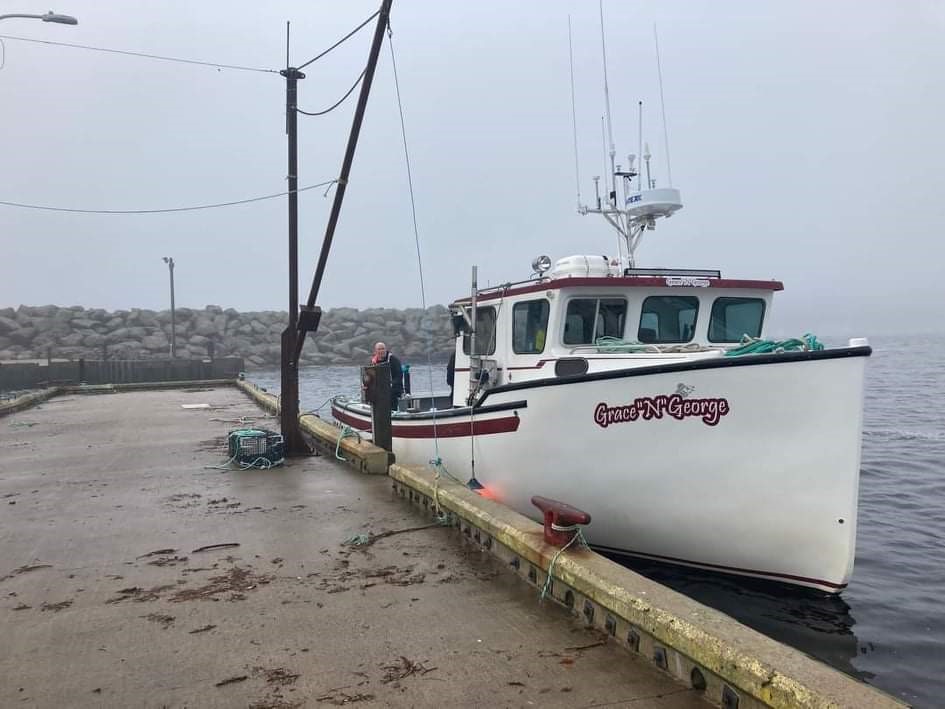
[1,387,709,707]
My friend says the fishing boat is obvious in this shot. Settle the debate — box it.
[333,173,869,594]
[331,21,870,594]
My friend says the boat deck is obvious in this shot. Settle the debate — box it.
[0,386,708,708]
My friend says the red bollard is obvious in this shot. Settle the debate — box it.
[531,496,592,547]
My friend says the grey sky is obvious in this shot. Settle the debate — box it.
[1,0,942,336]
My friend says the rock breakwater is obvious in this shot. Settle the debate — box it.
[0,304,454,368]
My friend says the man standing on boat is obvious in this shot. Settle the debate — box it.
[372,342,403,411]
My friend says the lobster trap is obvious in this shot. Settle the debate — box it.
[226,428,285,468]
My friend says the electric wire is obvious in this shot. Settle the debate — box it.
[0,181,336,215]
[297,68,366,116]
[297,10,379,70]
[0,34,277,73]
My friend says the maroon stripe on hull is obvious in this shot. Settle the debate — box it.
[332,407,520,438]
[333,408,372,431]
[593,544,847,591]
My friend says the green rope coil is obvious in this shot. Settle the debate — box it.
[724,333,824,357]
[592,336,655,353]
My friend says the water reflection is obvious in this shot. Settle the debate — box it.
[602,553,866,680]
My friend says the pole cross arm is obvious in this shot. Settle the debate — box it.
[295,0,392,365]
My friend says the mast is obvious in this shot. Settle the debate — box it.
[572,10,682,270]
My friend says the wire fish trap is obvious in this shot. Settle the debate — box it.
[224,428,285,469]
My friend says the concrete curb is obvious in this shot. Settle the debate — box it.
[284,402,906,709]
[390,464,908,709]
[233,378,279,415]
[299,415,389,474]
[0,379,237,418]
[0,387,62,418]
[61,379,235,394]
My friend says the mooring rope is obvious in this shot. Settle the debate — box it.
[539,528,589,603]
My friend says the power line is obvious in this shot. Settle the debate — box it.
[297,10,379,70]
[0,33,278,73]
[0,181,336,215]
[297,68,365,116]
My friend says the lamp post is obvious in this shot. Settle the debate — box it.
[162,257,177,358]
[0,11,78,24]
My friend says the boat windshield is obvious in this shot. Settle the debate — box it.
[563,298,627,345]
[708,297,766,342]
[638,296,699,343]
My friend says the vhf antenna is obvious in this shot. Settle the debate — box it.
[599,0,616,206]
[568,15,582,212]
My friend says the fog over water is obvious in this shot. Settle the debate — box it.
[0,1,942,338]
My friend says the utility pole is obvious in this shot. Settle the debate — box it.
[162,256,177,358]
[279,59,308,456]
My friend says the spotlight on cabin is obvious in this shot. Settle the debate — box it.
[531,255,552,275]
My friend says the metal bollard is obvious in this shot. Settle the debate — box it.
[531,496,592,547]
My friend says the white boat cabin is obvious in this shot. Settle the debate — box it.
[448,255,783,406]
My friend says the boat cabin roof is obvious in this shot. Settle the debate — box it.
[453,271,784,307]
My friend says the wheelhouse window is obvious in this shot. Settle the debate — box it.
[462,306,497,355]
[562,298,627,345]
[512,299,550,354]
[708,297,765,342]
[638,296,699,343]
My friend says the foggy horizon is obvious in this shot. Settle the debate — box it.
[1,1,942,338]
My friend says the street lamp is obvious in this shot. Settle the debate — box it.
[162,257,177,358]
[0,11,78,24]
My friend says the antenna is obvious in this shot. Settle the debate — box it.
[644,142,653,189]
[568,16,582,212]
[601,116,609,205]
[637,101,643,192]
[654,24,673,187]
[598,0,616,199]
[567,10,681,271]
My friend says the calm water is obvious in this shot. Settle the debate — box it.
[251,333,945,707]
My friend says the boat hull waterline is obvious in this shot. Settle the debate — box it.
[333,347,870,593]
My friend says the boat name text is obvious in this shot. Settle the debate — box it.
[665,276,710,287]
[594,394,730,428]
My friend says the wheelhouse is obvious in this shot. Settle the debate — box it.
[449,262,783,405]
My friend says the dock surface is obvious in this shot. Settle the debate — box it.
[1,387,708,708]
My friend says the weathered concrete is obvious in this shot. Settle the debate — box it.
[0,387,61,418]
[0,380,239,420]
[289,408,906,709]
[0,387,707,708]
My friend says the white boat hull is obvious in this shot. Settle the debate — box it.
[333,347,869,593]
